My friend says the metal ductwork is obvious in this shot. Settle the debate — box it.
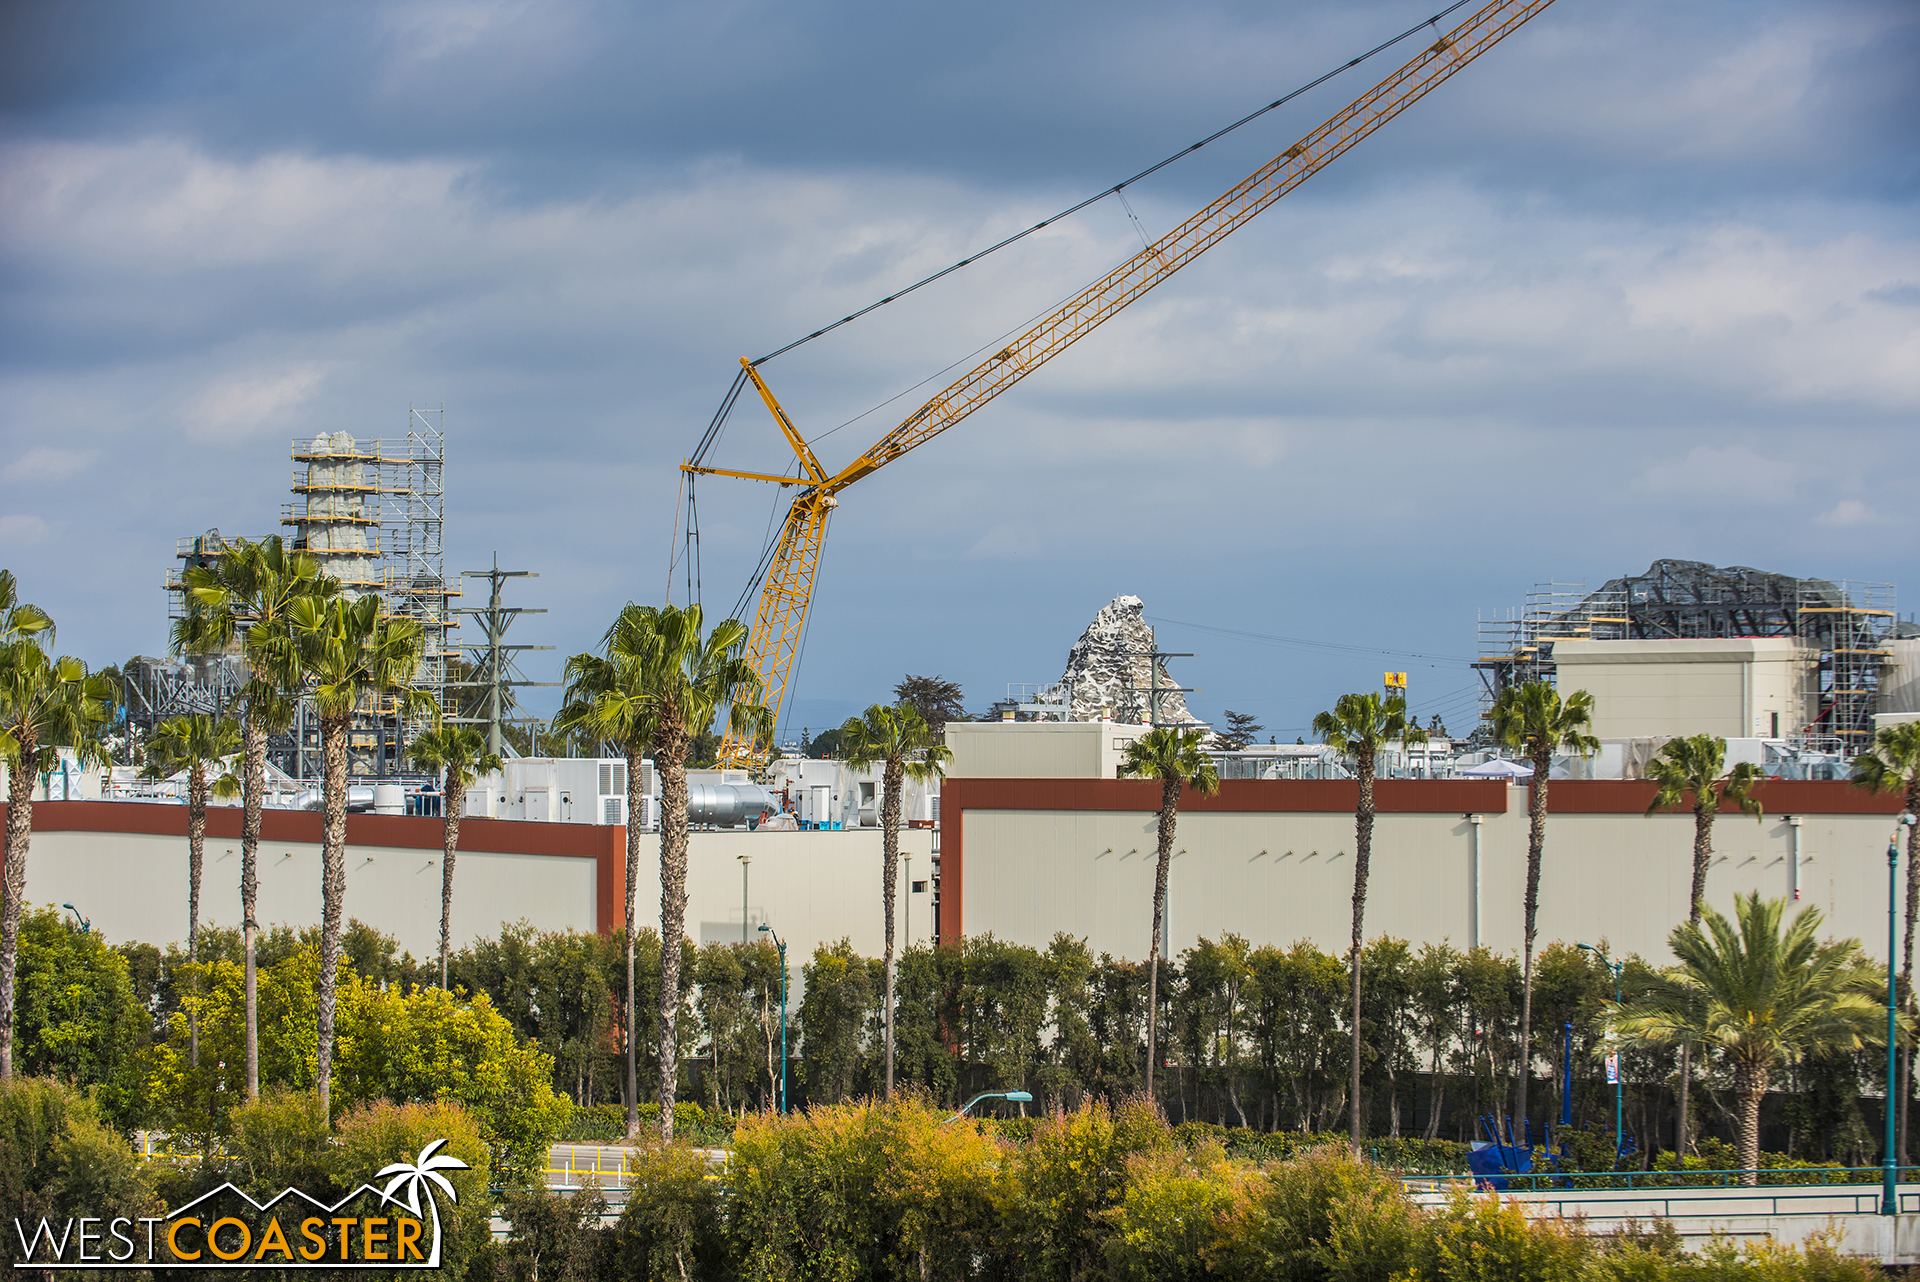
[686,783,776,828]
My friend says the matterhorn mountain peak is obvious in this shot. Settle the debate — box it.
[1052,595,1204,727]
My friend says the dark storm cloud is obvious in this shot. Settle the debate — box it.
[1,0,1914,734]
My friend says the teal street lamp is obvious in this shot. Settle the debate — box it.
[60,903,90,934]
[1887,813,1919,1216]
[758,922,789,1114]
[1578,942,1625,1169]
[943,1090,1034,1126]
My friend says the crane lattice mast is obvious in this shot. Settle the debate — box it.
[685,0,1559,767]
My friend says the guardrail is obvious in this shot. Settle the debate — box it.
[1404,1166,1919,1196]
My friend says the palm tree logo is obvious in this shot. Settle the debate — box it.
[376,1140,469,1268]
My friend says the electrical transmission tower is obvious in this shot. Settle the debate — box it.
[450,555,557,755]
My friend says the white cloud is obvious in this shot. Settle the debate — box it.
[1633,445,1799,504]
[4,447,100,482]
[185,367,328,442]
[0,514,51,547]
[1816,499,1880,527]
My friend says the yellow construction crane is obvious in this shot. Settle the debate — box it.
[686,0,1559,767]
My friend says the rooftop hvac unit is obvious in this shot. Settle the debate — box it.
[603,796,623,826]
[599,762,628,797]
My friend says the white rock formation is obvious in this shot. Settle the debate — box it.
[1054,595,1204,726]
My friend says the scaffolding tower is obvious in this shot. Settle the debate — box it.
[1474,560,1895,750]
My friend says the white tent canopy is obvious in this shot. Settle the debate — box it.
[1459,758,1534,779]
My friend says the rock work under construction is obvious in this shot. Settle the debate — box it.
[1056,595,1204,727]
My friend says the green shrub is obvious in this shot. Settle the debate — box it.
[606,1144,729,1281]
[499,1182,610,1282]
[227,1087,332,1194]
[1007,1096,1172,1282]
[1396,1189,1592,1280]
[0,1077,154,1268]
[1205,1142,1418,1282]
[1103,1143,1250,1282]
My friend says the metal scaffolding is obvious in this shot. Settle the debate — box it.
[450,556,556,756]
[1474,560,1896,750]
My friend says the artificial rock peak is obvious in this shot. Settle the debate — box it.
[1055,595,1204,727]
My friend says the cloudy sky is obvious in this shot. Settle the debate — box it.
[2,0,1915,740]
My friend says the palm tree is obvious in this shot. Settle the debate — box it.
[1607,892,1889,1182]
[1646,733,1765,920]
[556,602,767,1141]
[0,587,112,1081]
[1119,725,1220,1098]
[287,593,430,1122]
[554,619,656,1141]
[407,720,504,988]
[1488,680,1597,1129]
[1313,691,1426,1148]
[174,534,334,1099]
[839,700,953,1096]
[140,714,242,1065]
[1854,720,1920,1161]
[1644,732,1765,1154]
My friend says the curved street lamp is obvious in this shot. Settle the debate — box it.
[943,1090,1034,1126]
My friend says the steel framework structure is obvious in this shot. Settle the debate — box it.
[690,0,1562,767]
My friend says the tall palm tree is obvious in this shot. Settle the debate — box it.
[1607,892,1888,1182]
[1488,680,1597,1129]
[0,588,112,1080]
[839,700,953,1096]
[1646,733,1765,920]
[1644,731,1765,1154]
[174,534,334,1099]
[557,602,767,1141]
[1119,725,1220,1098]
[287,593,429,1122]
[140,713,242,1065]
[407,720,504,988]
[554,620,657,1141]
[1313,691,1425,1148]
[1854,720,1920,1161]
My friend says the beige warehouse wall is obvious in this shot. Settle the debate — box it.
[17,824,935,963]
[1553,639,1812,740]
[946,722,1149,780]
[962,800,1902,965]
[19,829,598,956]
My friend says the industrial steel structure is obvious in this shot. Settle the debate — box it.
[451,556,556,756]
[685,0,1563,767]
[1476,560,1898,750]
[162,407,454,775]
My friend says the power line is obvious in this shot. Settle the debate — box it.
[1147,615,1474,667]
[749,1,1471,367]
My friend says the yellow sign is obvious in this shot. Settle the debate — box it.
[1383,672,1407,689]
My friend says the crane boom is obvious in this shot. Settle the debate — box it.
[695,0,1559,766]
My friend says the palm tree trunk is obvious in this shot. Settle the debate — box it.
[624,743,643,1140]
[0,737,38,1081]
[187,762,207,1068]
[1902,774,1920,1166]
[881,754,904,1097]
[658,718,692,1142]
[1146,777,1179,1098]
[1678,804,1715,1157]
[1736,1066,1767,1185]
[315,712,350,1123]
[1349,747,1376,1150]
[240,715,265,1100]
[439,781,462,988]
[1515,744,1549,1129]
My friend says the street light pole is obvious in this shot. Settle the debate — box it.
[738,855,751,944]
[1579,942,1625,1170]
[760,922,788,1114]
[1888,815,1917,1216]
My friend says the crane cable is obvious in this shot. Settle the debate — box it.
[747,0,1472,369]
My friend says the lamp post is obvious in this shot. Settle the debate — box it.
[738,855,751,944]
[942,1090,1034,1125]
[759,922,788,1114]
[1888,813,1918,1217]
[60,903,90,934]
[1578,942,1624,1169]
